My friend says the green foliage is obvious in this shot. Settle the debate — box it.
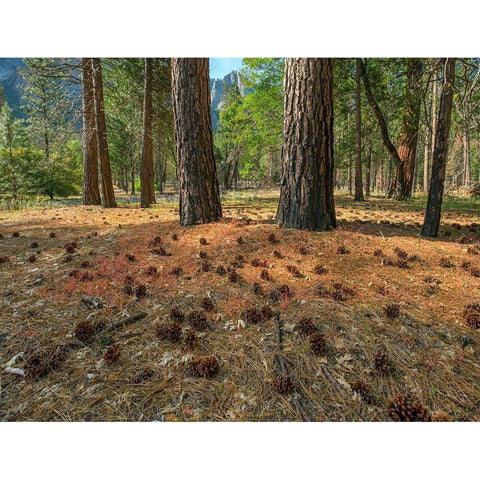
[214,58,284,186]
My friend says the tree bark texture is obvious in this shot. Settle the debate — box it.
[275,58,336,231]
[422,59,455,238]
[396,58,424,198]
[92,58,117,208]
[354,58,364,201]
[141,58,156,207]
[171,58,222,226]
[81,58,101,205]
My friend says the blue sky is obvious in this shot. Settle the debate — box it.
[210,58,244,79]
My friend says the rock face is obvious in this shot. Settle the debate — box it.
[210,70,250,131]
[0,58,24,116]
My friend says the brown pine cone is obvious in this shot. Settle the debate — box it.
[309,333,326,356]
[188,310,208,331]
[155,321,182,342]
[373,349,392,374]
[190,355,219,378]
[74,321,94,342]
[463,303,480,329]
[104,344,122,365]
[295,317,315,336]
[272,375,294,395]
[387,393,431,422]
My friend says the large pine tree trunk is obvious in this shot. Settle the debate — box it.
[354,59,364,201]
[92,58,117,208]
[81,58,101,205]
[275,58,336,231]
[140,58,156,208]
[171,58,222,226]
[422,59,455,238]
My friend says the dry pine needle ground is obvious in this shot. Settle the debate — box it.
[0,191,479,421]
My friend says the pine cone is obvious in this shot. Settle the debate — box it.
[170,306,185,323]
[393,246,408,259]
[104,344,122,365]
[25,346,65,379]
[183,331,198,351]
[132,369,154,384]
[74,321,94,342]
[351,380,375,404]
[272,375,294,394]
[373,349,391,374]
[135,284,147,299]
[384,303,400,319]
[241,308,263,324]
[387,393,431,422]
[155,321,182,342]
[188,310,208,331]
[295,317,315,336]
[268,233,277,244]
[216,264,226,276]
[309,333,326,356]
[431,411,453,422]
[314,264,328,274]
[190,355,219,378]
[260,269,270,281]
[261,305,273,320]
[201,297,215,312]
[463,303,480,329]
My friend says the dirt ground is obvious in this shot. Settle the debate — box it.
[1,192,480,421]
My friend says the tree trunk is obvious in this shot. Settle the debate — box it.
[463,127,471,186]
[360,59,423,200]
[365,143,372,196]
[92,58,117,208]
[397,59,424,198]
[275,58,336,231]
[171,58,222,226]
[130,163,135,195]
[422,59,455,238]
[140,58,156,208]
[354,58,364,201]
[81,58,101,205]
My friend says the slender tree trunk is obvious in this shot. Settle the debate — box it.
[360,59,422,200]
[140,58,155,207]
[171,58,222,226]
[365,143,372,196]
[130,163,135,195]
[397,59,424,198]
[354,59,364,201]
[463,127,471,186]
[92,58,117,208]
[81,58,101,205]
[423,128,431,194]
[422,59,455,238]
[275,58,336,231]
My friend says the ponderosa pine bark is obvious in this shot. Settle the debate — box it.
[92,58,117,208]
[171,58,222,226]
[275,58,336,231]
[422,58,456,238]
[140,58,155,208]
[354,58,364,201]
[81,58,101,205]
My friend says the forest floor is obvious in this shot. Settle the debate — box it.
[1,190,480,421]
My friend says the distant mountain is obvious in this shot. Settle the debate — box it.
[0,58,25,116]
[210,70,251,131]
[1,59,247,132]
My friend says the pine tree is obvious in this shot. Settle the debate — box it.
[275,58,336,231]
[171,58,222,226]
